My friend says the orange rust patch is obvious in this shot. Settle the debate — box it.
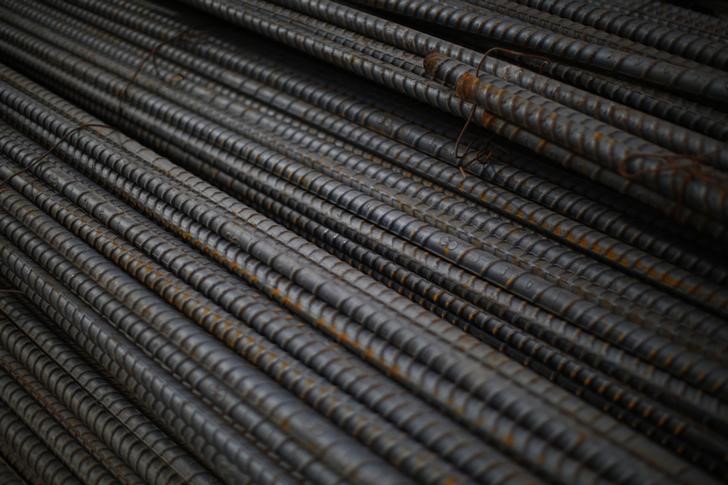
[604,247,621,262]
[636,260,683,289]
[423,52,446,76]
[480,110,494,128]
[455,72,479,101]
[534,138,548,154]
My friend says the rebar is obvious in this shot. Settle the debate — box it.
[0,0,727,483]
[507,0,728,67]
[0,292,220,485]
[0,454,25,485]
[294,0,728,100]
[0,66,707,483]
[41,0,728,279]
[0,394,81,485]
[124,0,727,233]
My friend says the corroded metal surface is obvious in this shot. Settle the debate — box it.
[0,0,726,484]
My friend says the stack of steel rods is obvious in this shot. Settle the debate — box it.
[173,0,728,234]
[0,0,725,483]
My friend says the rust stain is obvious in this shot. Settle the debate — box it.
[455,72,479,102]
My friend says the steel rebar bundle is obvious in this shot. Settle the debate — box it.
[0,0,727,483]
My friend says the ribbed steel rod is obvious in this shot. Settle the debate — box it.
[0,346,136,484]
[0,237,282,484]
[135,118,728,472]
[454,0,719,70]
[296,0,728,100]
[0,131,398,485]
[79,0,728,233]
[0,1,726,483]
[125,63,728,340]
[70,0,728,202]
[3,190,344,480]
[42,0,728,282]
[129,116,728,433]
[425,54,728,222]
[502,0,728,67]
[2,15,724,418]
[0,78,599,484]
[0,52,712,480]
[0,363,117,484]
[0,164,296,484]
[168,0,728,172]
[15,68,724,420]
[101,0,721,237]
[0,159,475,484]
[0,291,198,485]
[0,111,628,485]
[511,54,728,141]
[65,0,728,390]
[0,198,386,485]
[0,103,544,484]
[17,0,728,402]
[0,392,81,485]
[166,27,728,264]
[9,17,728,482]
[0,293,220,485]
[75,96,728,431]
[167,0,728,140]
[561,0,728,41]
[0,91,516,484]
[0,454,25,485]
[29,9,727,347]
[0,164,508,484]
[21,37,728,398]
